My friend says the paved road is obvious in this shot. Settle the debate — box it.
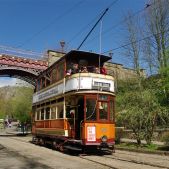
[0,136,169,169]
[0,144,52,169]
[0,136,109,169]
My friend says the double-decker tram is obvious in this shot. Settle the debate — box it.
[32,50,115,153]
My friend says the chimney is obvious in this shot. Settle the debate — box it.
[60,41,65,53]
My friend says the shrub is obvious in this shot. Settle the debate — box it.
[161,132,169,146]
[115,127,124,144]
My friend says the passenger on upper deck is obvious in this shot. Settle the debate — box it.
[66,69,72,76]
[93,67,100,74]
[72,63,79,74]
[81,66,88,73]
[100,66,107,75]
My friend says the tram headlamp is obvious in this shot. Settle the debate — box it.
[101,135,108,142]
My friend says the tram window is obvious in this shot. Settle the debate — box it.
[66,107,71,118]
[57,104,63,118]
[37,79,41,91]
[42,77,46,88]
[99,95,108,101]
[110,100,114,121]
[51,100,56,104]
[51,107,56,119]
[57,62,64,81]
[66,107,75,118]
[99,102,108,120]
[86,99,96,121]
[51,68,57,83]
[45,107,50,120]
[46,78,50,87]
[36,110,40,120]
[41,108,44,120]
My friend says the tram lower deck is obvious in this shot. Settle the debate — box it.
[32,92,115,152]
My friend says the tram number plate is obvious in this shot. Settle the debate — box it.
[87,126,96,141]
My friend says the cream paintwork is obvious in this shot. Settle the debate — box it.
[33,73,114,104]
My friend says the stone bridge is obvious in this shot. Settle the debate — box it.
[0,54,48,85]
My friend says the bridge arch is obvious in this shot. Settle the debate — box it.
[0,67,39,85]
[0,54,48,86]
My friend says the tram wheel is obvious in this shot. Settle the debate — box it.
[59,143,64,152]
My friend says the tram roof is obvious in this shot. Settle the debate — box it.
[65,50,112,63]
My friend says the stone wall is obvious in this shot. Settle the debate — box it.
[104,62,146,80]
[47,50,65,66]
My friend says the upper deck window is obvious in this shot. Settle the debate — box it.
[37,79,41,91]
[51,67,57,83]
[57,61,64,81]
[42,77,45,89]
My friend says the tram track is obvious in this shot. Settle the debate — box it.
[79,155,118,169]
[114,150,169,160]
[7,137,169,169]
[79,154,169,169]
[104,154,169,169]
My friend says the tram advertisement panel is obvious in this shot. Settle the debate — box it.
[87,126,96,141]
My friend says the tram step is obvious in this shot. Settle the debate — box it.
[64,145,82,151]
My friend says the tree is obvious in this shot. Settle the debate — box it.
[116,79,168,145]
[11,87,33,123]
[143,0,169,72]
[0,86,33,122]
[123,11,142,75]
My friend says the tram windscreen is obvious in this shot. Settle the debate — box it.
[99,102,108,120]
[86,99,97,121]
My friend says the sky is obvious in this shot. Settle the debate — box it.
[0,0,147,87]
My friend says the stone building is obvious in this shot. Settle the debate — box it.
[104,62,146,81]
[47,50,65,66]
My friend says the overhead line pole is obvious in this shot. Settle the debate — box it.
[77,8,109,50]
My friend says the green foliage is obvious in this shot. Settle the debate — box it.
[0,86,33,122]
[116,78,169,145]
[162,132,169,146]
[115,127,124,144]
[116,142,159,151]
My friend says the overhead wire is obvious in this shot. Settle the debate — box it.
[17,0,85,48]
[102,1,168,54]
[67,11,105,47]
[102,28,169,54]
[0,45,43,59]
[68,0,119,49]
[83,2,155,47]
[77,8,109,50]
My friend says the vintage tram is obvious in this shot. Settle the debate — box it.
[32,50,115,153]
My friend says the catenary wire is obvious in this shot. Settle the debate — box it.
[84,2,154,47]
[67,0,119,46]
[102,28,169,54]
[76,0,119,50]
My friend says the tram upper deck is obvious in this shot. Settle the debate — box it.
[33,50,115,104]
